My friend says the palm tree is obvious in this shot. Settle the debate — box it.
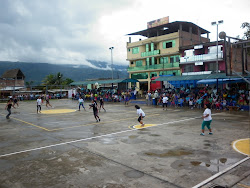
[42,74,56,85]
[55,72,63,85]
[25,81,34,90]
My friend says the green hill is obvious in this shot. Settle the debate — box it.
[0,61,128,85]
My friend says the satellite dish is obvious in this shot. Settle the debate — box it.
[219,31,226,39]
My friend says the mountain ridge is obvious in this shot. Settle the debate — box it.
[0,60,129,85]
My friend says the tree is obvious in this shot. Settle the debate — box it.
[42,74,56,85]
[25,81,34,90]
[241,22,250,39]
[54,72,63,85]
[63,78,74,85]
[42,72,74,86]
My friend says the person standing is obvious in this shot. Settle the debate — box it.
[37,96,42,113]
[154,90,159,106]
[99,96,106,112]
[135,105,145,127]
[200,103,213,136]
[146,91,152,106]
[78,96,86,111]
[89,100,100,122]
[13,96,19,108]
[45,95,52,108]
[162,94,169,110]
[5,99,15,119]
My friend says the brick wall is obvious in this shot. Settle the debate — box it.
[225,44,250,75]
[0,79,25,87]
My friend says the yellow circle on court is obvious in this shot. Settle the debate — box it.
[232,138,250,156]
[41,109,76,114]
[131,124,157,129]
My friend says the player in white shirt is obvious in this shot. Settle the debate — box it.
[200,103,213,136]
[135,105,145,127]
[78,96,86,111]
[162,95,168,110]
[37,96,42,113]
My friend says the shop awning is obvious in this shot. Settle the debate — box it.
[197,78,248,84]
[154,73,229,82]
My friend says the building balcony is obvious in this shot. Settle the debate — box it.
[182,71,212,76]
[180,52,223,64]
[141,50,160,57]
[127,62,180,72]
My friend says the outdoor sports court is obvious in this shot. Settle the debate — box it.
[0,99,249,188]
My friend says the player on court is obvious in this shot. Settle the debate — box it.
[13,96,19,108]
[78,96,86,111]
[89,100,100,122]
[37,96,42,113]
[135,105,145,127]
[200,103,213,136]
[5,99,15,119]
[99,96,106,112]
[162,94,168,110]
[45,95,52,108]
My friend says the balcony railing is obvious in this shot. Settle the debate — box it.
[180,52,223,63]
[127,62,179,72]
[141,50,160,57]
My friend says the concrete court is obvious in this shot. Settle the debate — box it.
[0,99,249,188]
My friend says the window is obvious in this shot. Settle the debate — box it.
[163,40,176,49]
[131,73,148,79]
[175,56,180,63]
[170,57,174,63]
[208,63,216,72]
[136,60,143,67]
[150,72,157,78]
[160,57,168,64]
[131,61,134,65]
[170,55,180,63]
[200,65,205,71]
[128,48,130,52]
[132,47,139,54]
[146,58,155,66]
[184,65,194,72]
[166,42,172,48]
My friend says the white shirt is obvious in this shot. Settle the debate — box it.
[203,108,212,121]
[37,99,42,105]
[137,109,145,117]
[78,99,84,103]
[162,96,168,103]
[189,100,193,105]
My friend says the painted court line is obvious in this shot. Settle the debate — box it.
[0,116,199,158]
[0,113,50,131]
[192,156,250,188]
[232,138,250,156]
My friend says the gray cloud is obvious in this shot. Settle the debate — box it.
[0,0,132,66]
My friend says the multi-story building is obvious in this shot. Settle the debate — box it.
[126,17,210,91]
[179,41,225,76]
[0,69,25,97]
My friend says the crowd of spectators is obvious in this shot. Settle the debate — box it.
[73,86,249,111]
[146,86,250,110]
[2,85,249,111]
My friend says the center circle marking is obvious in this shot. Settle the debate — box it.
[41,109,76,114]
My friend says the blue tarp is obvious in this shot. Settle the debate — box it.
[197,78,244,84]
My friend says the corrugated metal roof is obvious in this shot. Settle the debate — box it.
[154,73,243,81]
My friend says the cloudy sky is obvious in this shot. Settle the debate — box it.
[0,0,249,67]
